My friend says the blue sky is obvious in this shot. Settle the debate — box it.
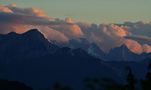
[0,0,151,23]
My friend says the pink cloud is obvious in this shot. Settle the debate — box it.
[0,4,151,54]
[0,5,13,13]
[124,39,143,54]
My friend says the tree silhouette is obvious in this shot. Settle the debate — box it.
[125,66,136,90]
[98,78,123,90]
[84,77,123,90]
[53,82,61,90]
[84,78,95,90]
[141,60,151,90]
[0,79,33,90]
[53,82,72,90]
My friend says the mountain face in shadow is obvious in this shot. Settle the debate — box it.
[106,45,151,61]
[0,29,119,89]
[0,29,59,60]
[0,29,150,90]
[69,39,106,60]
[68,38,151,61]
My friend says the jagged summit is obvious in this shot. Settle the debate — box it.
[107,44,149,61]
[22,29,42,36]
[0,32,18,37]
[22,29,49,43]
[0,29,58,59]
[7,31,18,35]
[0,29,43,38]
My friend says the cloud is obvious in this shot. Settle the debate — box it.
[77,23,126,52]
[142,44,151,53]
[0,4,69,43]
[0,4,84,43]
[123,21,151,37]
[65,17,74,24]
[124,39,143,54]
[0,4,151,54]
[125,35,151,45]
[51,23,83,39]
[37,26,69,43]
[110,24,129,37]
[6,4,47,18]
[0,5,13,13]
[123,39,151,54]
[78,22,151,53]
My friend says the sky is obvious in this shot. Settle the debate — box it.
[0,1,151,54]
[0,0,151,23]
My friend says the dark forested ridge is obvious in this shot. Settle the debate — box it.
[0,79,33,90]
[0,29,151,90]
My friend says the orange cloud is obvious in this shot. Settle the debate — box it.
[124,39,143,54]
[110,24,129,37]
[38,26,69,43]
[65,17,74,24]
[142,44,151,53]
[0,4,151,55]
[0,5,13,13]
[6,4,48,18]
[51,22,83,39]
[26,8,47,17]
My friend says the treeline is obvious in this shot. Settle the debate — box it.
[83,61,151,90]
[1,62,151,90]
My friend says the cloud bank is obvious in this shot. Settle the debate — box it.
[0,4,151,54]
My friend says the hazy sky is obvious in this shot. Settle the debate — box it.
[0,0,151,23]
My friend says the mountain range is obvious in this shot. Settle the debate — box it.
[0,29,150,89]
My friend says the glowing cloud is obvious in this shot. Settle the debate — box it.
[0,5,13,13]
[142,44,151,53]
[65,17,74,24]
[38,26,69,43]
[124,39,143,54]
[7,4,48,18]
[0,4,151,54]
[110,24,129,37]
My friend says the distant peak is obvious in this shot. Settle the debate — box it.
[7,32,18,35]
[109,44,130,53]
[120,44,128,49]
[26,28,39,32]
[22,29,45,38]
[23,29,41,35]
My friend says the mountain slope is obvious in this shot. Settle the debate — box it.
[0,29,59,60]
[106,45,150,61]
[0,29,120,90]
